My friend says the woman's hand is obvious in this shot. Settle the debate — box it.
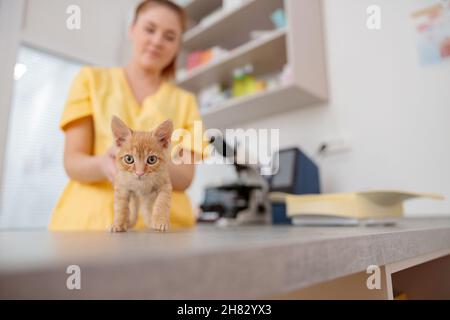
[168,148,196,191]
[100,145,118,184]
[64,116,112,184]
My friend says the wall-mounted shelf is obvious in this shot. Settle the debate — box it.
[178,28,287,92]
[183,0,284,50]
[201,84,320,129]
[182,0,222,25]
[177,0,328,129]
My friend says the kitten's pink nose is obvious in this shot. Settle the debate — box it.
[135,172,145,178]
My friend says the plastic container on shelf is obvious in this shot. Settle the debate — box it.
[223,0,245,12]
[270,8,287,29]
[199,83,226,111]
[232,67,246,98]
[242,64,256,94]
[279,64,294,85]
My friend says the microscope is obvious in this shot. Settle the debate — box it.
[199,134,272,226]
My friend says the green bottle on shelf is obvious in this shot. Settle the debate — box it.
[242,64,256,95]
[232,68,246,98]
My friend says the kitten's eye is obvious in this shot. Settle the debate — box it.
[147,155,158,165]
[123,155,134,164]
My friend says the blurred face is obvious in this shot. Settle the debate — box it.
[129,5,182,73]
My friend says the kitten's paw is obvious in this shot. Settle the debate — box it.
[127,220,137,229]
[110,224,128,233]
[151,219,169,232]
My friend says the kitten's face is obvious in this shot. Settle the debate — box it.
[111,116,173,181]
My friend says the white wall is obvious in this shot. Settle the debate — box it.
[190,0,450,217]
[21,0,138,66]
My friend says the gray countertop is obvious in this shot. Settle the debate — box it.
[1,218,450,299]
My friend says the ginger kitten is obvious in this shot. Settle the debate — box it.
[110,116,173,233]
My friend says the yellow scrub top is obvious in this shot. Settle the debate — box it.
[49,66,209,231]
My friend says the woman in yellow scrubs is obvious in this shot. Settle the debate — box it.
[49,0,208,231]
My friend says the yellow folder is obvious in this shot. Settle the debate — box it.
[269,190,444,219]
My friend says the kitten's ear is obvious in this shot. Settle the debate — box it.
[111,116,132,147]
[153,119,173,149]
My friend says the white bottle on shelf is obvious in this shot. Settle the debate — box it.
[223,0,245,12]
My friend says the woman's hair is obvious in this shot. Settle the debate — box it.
[133,0,187,80]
